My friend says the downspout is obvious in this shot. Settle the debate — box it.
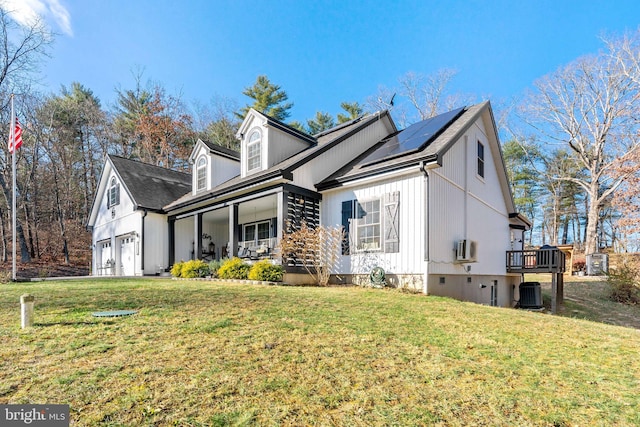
[419,161,430,295]
[141,209,147,274]
[464,135,469,238]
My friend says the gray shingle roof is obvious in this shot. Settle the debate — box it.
[200,141,241,160]
[164,112,391,212]
[109,155,192,211]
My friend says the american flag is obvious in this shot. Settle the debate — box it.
[9,116,23,153]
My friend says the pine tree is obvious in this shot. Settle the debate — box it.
[237,75,293,121]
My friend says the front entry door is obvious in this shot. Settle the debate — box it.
[120,236,135,276]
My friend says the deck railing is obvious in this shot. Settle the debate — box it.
[506,249,566,273]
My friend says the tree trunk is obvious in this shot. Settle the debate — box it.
[52,171,70,264]
[17,220,31,262]
[585,183,600,255]
[22,203,35,258]
[561,217,569,245]
[0,208,6,262]
[0,173,31,262]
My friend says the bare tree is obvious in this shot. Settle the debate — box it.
[518,32,640,255]
[400,69,463,120]
[134,84,195,170]
[192,95,241,151]
[365,69,476,127]
[114,75,196,171]
[0,8,52,263]
[0,8,52,98]
[33,84,109,263]
[605,30,640,251]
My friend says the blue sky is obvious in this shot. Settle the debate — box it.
[3,0,640,123]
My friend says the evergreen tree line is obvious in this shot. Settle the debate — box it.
[1,8,640,267]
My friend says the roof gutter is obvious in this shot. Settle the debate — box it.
[165,170,293,212]
[509,212,533,229]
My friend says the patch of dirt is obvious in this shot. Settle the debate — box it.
[0,261,89,281]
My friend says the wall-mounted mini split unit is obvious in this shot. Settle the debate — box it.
[455,239,477,262]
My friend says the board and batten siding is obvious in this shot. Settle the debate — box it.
[467,119,509,212]
[143,212,169,274]
[322,172,425,276]
[210,154,240,189]
[294,118,393,190]
[267,127,310,167]
[428,117,512,276]
[240,112,309,178]
[192,144,240,194]
[92,172,143,275]
[174,216,195,262]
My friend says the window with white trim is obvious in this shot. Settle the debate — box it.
[247,130,262,171]
[196,156,207,191]
[356,199,381,251]
[477,140,485,178]
[107,177,120,208]
[243,220,271,245]
[341,192,399,255]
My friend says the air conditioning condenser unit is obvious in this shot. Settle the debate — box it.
[456,239,477,262]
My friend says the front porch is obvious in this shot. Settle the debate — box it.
[168,184,320,266]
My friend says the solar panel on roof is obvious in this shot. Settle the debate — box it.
[360,106,465,166]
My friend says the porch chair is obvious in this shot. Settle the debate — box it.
[238,247,250,259]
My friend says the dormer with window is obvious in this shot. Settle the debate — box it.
[189,139,241,195]
[236,108,315,178]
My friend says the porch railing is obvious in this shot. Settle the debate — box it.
[506,249,566,273]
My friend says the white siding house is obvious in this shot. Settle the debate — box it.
[89,102,531,307]
[87,156,191,276]
[316,102,530,306]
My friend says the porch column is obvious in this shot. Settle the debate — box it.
[195,213,203,260]
[277,190,287,241]
[229,204,239,257]
[168,217,175,268]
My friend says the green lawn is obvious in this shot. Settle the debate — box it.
[1,279,639,426]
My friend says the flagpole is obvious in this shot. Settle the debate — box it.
[10,94,16,281]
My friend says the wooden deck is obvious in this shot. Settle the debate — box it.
[506,248,566,314]
[506,249,566,273]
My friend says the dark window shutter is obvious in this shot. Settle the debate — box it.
[384,191,400,253]
[109,185,115,208]
[341,200,353,255]
[115,183,120,205]
[271,217,277,238]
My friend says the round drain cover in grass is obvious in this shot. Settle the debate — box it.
[92,310,137,318]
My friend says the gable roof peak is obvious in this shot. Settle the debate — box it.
[106,154,191,211]
[237,108,315,144]
[189,139,240,163]
[311,111,379,139]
